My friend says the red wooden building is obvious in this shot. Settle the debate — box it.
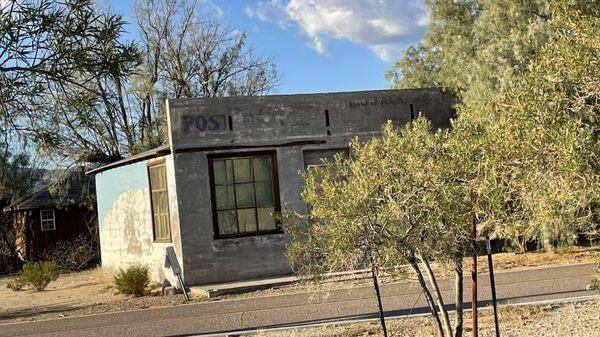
[2,172,96,261]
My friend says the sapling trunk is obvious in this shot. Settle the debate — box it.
[409,257,445,337]
[367,251,388,337]
[454,252,464,337]
[419,255,453,337]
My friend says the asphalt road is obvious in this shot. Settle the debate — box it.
[1,263,596,337]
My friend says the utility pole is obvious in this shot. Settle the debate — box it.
[487,237,500,337]
[471,212,478,337]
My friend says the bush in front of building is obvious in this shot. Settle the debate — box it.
[6,261,61,291]
[113,265,150,297]
[43,233,100,271]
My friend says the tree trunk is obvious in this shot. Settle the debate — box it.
[369,252,388,337]
[454,252,464,337]
[409,257,445,337]
[419,254,453,337]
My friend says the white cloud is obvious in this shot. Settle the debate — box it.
[245,0,291,28]
[244,0,429,61]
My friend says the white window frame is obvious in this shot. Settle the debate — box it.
[40,209,56,231]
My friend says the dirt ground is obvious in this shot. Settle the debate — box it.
[1,246,598,324]
[0,268,206,323]
[256,300,600,337]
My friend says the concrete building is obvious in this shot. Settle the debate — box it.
[89,89,455,286]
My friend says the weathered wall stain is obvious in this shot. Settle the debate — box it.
[96,157,183,284]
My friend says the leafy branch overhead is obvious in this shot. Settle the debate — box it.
[1,0,279,165]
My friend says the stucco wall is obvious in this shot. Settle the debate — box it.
[95,155,183,284]
[167,88,456,285]
[174,146,310,285]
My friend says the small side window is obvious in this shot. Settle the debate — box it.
[148,161,171,242]
[40,209,56,231]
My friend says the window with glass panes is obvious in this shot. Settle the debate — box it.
[210,152,280,237]
[148,161,171,241]
[40,209,56,231]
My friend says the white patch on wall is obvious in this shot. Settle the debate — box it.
[100,188,174,284]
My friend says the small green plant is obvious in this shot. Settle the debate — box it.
[114,265,150,296]
[590,262,600,293]
[14,261,61,291]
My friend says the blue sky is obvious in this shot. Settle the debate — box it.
[109,0,428,94]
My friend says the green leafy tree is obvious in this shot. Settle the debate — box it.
[446,1,600,251]
[1,0,143,163]
[284,119,471,337]
[387,0,555,106]
[391,0,600,250]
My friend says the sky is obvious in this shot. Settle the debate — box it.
[109,0,429,95]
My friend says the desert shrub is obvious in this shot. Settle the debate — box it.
[6,278,24,291]
[590,275,600,293]
[43,233,100,271]
[17,261,61,291]
[114,265,150,296]
[590,263,600,293]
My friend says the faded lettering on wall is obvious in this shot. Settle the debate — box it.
[348,96,406,107]
[181,114,228,133]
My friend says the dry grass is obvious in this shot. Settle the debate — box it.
[478,246,600,273]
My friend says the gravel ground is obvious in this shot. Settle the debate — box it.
[257,300,600,337]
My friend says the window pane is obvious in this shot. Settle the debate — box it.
[150,166,166,189]
[255,182,274,207]
[258,207,276,231]
[160,215,170,239]
[149,168,158,188]
[253,157,272,181]
[41,210,53,220]
[233,159,252,183]
[152,191,161,214]
[161,192,169,215]
[152,191,167,215]
[218,210,238,235]
[154,215,162,239]
[213,160,234,185]
[235,183,255,208]
[215,185,235,210]
[237,209,257,233]
[211,153,279,237]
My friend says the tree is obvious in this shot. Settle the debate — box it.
[446,1,600,251]
[387,0,554,106]
[390,0,600,251]
[284,119,471,337]
[1,0,143,163]
[3,0,279,165]
[130,0,278,145]
[1,0,99,122]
